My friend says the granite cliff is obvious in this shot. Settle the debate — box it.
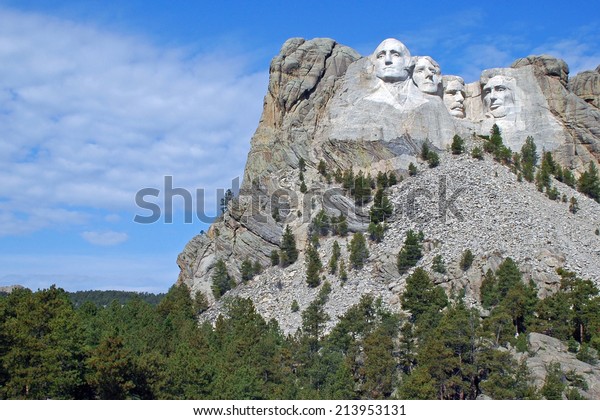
[176,37,600,397]
[177,37,600,308]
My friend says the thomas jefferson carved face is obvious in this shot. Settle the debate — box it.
[483,75,516,118]
[443,77,466,118]
[412,56,442,95]
[372,38,411,83]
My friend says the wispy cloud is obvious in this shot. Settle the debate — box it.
[81,230,129,246]
[0,7,268,236]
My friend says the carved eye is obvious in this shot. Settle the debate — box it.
[377,52,385,59]
[496,86,506,91]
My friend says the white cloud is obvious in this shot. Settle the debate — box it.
[81,230,129,246]
[0,253,176,292]
[0,7,268,236]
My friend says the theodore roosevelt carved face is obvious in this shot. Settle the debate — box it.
[483,75,516,118]
[443,76,466,118]
[372,38,411,83]
[412,56,442,95]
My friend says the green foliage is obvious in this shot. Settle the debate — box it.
[427,150,440,168]
[578,161,600,202]
[368,222,385,243]
[376,171,389,189]
[471,146,484,160]
[305,245,323,288]
[211,259,234,299]
[270,250,280,266]
[298,157,306,173]
[408,162,418,176]
[546,186,559,200]
[541,362,565,400]
[432,255,446,274]
[241,258,254,282]
[370,188,393,223]
[520,136,538,168]
[397,230,423,274]
[349,232,369,269]
[460,249,474,271]
[421,142,430,160]
[310,209,330,237]
[67,290,165,308]
[481,259,539,343]
[388,172,398,186]
[291,300,300,313]
[300,181,307,193]
[315,159,326,176]
[279,226,298,267]
[400,268,448,325]
[451,134,465,155]
[350,171,372,205]
[339,260,348,282]
[563,168,576,188]
[328,241,341,274]
[330,214,348,237]
[569,196,579,213]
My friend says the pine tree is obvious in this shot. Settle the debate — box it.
[427,151,440,168]
[212,259,234,299]
[370,188,393,223]
[367,222,385,242]
[328,241,341,274]
[432,255,446,274]
[421,143,430,160]
[520,136,538,182]
[451,134,465,155]
[270,250,280,266]
[298,157,306,173]
[388,171,398,186]
[578,161,600,202]
[318,160,327,177]
[376,171,389,189]
[569,197,579,214]
[311,209,330,236]
[397,230,423,274]
[339,260,348,282]
[241,258,254,282]
[471,146,484,160]
[400,268,448,324]
[460,249,474,271]
[280,226,298,267]
[351,171,372,205]
[305,245,323,288]
[408,162,418,176]
[349,232,369,269]
[300,181,307,193]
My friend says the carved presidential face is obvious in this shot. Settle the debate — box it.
[443,78,466,118]
[373,38,411,83]
[483,75,516,118]
[412,56,442,94]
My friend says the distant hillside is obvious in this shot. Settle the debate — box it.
[67,290,166,307]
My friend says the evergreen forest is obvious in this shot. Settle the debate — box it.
[1,258,599,400]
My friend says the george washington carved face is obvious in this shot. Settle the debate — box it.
[372,38,411,83]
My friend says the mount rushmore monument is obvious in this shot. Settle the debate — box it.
[177,37,600,309]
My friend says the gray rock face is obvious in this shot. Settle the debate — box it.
[525,333,600,399]
[570,66,600,109]
[176,37,600,324]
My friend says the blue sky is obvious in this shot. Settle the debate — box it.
[0,0,599,292]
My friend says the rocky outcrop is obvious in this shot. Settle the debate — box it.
[524,333,600,399]
[570,65,600,109]
[176,37,600,318]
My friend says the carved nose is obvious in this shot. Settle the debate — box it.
[385,52,393,64]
